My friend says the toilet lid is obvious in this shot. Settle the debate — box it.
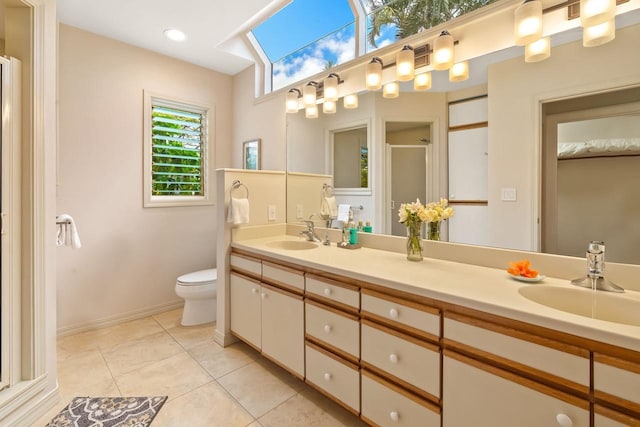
[177,268,217,286]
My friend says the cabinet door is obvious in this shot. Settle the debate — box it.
[229,272,262,349]
[261,284,304,378]
[443,353,590,427]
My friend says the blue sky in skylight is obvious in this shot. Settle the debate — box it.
[252,0,355,62]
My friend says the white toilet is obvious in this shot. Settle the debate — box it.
[175,268,217,326]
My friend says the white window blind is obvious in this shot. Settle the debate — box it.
[151,104,204,196]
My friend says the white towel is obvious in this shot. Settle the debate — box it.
[227,197,250,225]
[320,196,338,218]
[56,214,82,249]
[337,204,351,223]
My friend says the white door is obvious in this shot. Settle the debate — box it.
[388,145,428,237]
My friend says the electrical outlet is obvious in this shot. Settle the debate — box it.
[501,188,517,201]
[268,205,277,221]
[296,204,304,219]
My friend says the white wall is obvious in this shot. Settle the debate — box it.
[558,115,640,141]
[57,25,233,332]
[233,65,286,170]
[488,23,640,251]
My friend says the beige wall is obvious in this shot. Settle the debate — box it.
[488,23,640,251]
[232,65,286,170]
[57,25,233,332]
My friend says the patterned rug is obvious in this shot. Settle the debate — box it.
[45,396,167,427]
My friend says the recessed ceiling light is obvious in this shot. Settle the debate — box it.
[163,29,186,42]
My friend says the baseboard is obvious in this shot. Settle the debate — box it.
[4,381,59,427]
[214,329,238,347]
[57,300,185,337]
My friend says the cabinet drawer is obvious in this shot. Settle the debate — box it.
[306,275,359,311]
[305,301,359,360]
[361,321,440,399]
[594,354,640,412]
[444,315,589,390]
[362,370,440,427]
[443,352,590,427]
[594,404,640,427]
[305,343,360,414]
[230,253,261,278]
[262,261,304,293]
[361,289,439,340]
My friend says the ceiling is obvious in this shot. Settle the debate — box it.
[56,0,290,75]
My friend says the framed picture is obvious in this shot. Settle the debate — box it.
[243,139,261,170]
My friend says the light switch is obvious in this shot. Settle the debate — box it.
[501,188,517,201]
[268,205,277,221]
[296,204,304,219]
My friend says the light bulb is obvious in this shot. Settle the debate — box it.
[285,89,300,113]
[366,58,383,91]
[344,93,358,109]
[583,19,615,47]
[525,37,551,62]
[514,0,543,46]
[323,100,336,114]
[303,82,317,108]
[449,61,469,82]
[396,46,415,82]
[433,31,454,70]
[324,74,339,102]
[383,82,399,98]
[414,72,432,91]
[305,104,318,119]
[580,0,616,27]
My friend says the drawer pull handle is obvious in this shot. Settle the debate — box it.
[324,324,332,334]
[389,308,399,319]
[556,414,572,427]
[261,292,267,299]
[390,411,399,422]
[251,288,259,294]
[324,288,331,296]
[389,353,399,364]
[324,373,332,381]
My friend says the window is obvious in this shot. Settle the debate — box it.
[143,92,214,207]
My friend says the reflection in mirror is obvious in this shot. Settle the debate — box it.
[332,124,369,191]
[542,88,640,265]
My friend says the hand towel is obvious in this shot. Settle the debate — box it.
[227,197,250,225]
[320,196,338,218]
[56,214,82,249]
[337,204,351,223]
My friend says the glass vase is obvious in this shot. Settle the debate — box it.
[427,221,441,241]
[406,221,423,262]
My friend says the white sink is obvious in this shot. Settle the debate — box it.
[266,240,318,250]
[518,285,640,327]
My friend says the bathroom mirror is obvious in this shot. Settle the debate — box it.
[286,19,640,265]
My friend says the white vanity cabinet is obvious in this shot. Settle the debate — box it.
[360,288,442,426]
[593,354,640,425]
[304,274,361,414]
[442,312,591,427]
[229,254,305,379]
[443,352,590,427]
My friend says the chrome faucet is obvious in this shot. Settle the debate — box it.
[300,220,322,242]
[571,241,624,293]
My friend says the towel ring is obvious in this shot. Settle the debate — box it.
[322,183,334,197]
[231,180,249,198]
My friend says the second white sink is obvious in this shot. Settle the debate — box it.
[519,285,640,327]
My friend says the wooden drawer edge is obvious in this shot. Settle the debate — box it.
[262,260,304,276]
[362,368,441,414]
[304,379,360,417]
[230,271,261,285]
[361,318,439,352]
[444,349,590,411]
[306,298,359,321]
[361,311,439,343]
[594,403,640,425]
[362,288,440,316]
[361,361,439,404]
[595,353,640,373]
[594,390,640,419]
[305,339,360,369]
[306,273,360,292]
[261,282,304,300]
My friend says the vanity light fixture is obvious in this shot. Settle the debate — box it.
[365,57,383,91]
[285,88,301,113]
[303,82,318,108]
[514,0,543,46]
[580,0,616,26]
[323,100,337,114]
[449,61,470,82]
[396,45,415,81]
[583,19,616,46]
[433,31,455,70]
[383,82,400,98]
[525,36,551,61]
[163,28,187,41]
[305,104,318,119]
[323,73,340,102]
[344,93,359,109]
[414,72,432,91]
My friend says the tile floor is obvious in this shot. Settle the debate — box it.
[33,308,367,427]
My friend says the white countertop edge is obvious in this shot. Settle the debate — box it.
[231,235,640,353]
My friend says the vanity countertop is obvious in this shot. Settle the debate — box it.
[232,234,640,353]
